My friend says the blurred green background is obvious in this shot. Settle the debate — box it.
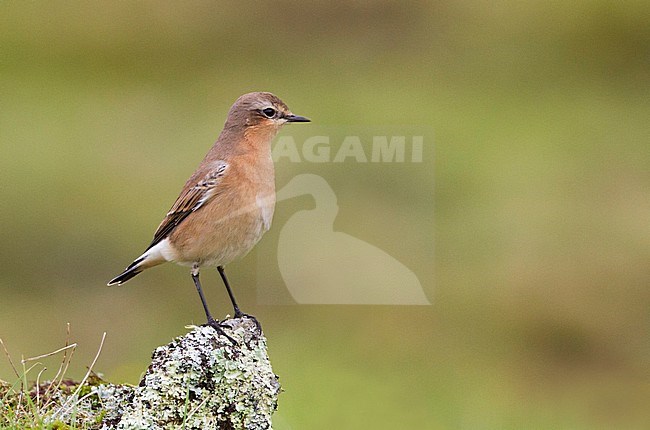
[1,1,649,429]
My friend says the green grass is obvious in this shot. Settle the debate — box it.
[0,332,108,430]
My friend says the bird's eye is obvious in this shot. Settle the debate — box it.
[261,107,276,118]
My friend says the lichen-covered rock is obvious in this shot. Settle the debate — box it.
[98,318,280,430]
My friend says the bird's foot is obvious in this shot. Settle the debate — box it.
[232,310,263,334]
[203,317,238,345]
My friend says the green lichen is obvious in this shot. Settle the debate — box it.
[97,319,280,430]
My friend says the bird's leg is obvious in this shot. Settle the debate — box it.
[191,265,236,344]
[217,265,262,332]
[191,267,215,324]
[217,265,242,316]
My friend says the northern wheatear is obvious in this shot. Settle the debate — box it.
[108,92,309,333]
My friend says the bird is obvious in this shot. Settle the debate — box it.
[108,92,310,336]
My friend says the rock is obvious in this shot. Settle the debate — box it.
[97,318,280,430]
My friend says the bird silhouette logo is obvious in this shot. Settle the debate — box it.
[275,174,430,305]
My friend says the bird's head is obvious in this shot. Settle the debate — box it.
[225,92,310,133]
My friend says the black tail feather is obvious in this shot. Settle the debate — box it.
[107,257,144,286]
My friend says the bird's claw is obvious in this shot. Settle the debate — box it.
[203,318,238,345]
[232,311,263,334]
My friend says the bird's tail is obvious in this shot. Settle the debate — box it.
[107,239,170,286]
[107,257,145,286]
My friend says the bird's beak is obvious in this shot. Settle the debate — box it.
[284,114,311,123]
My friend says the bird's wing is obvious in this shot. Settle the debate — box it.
[146,161,228,250]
